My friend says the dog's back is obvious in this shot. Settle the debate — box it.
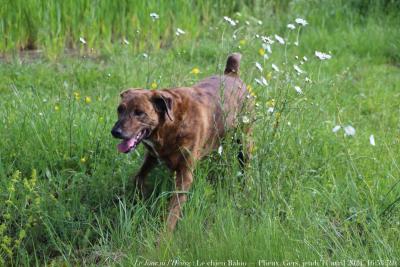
[193,53,247,135]
[158,53,248,157]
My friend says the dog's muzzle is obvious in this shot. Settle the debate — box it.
[111,127,125,139]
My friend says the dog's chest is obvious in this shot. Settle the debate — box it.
[142,139,159,157]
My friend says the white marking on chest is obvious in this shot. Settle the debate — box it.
[142,139,159,157]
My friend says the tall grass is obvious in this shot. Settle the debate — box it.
[1,0,400,265]
[0,0,251,57]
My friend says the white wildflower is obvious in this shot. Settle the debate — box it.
[257,20,263,25]
[305,77,312,83]
[150,12,159,20]
[175,28,186,36]
[293,64,304,74]
[245,20,250,25]
[294,41,299,46]
[272,64,280,72]
[255,62,263,72]
[287,24,296,30]
[79,37,86,44]
[123,38,129,45]
[369,135,376,146]
[143,53,149,58]
[223,16,236,26]
[218,145,223,155]
[295,18,308,26]
[261,77,268,86]
[303,56,308,61]
[332,125,341,133]
[255,77,268,86]
[344,125,356,136]
[294,86,303,94]
[242,116,250,124]
[267,107,274,114]
[274,34,285,45]
[263,43,272,53]
[261,36,274,44]
[315,51,332,60]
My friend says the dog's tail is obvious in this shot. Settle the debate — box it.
[224,53,241,76]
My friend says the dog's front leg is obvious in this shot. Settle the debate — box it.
[134,152,158,197]
[166,165,193,232]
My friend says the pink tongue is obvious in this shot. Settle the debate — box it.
[117,138,136,153]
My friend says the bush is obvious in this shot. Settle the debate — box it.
[0,170,41,265]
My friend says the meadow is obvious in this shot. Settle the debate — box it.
[1,0,400,265]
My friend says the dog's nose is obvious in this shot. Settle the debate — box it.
[111,127,123,139]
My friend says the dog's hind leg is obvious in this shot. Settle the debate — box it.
[134,152,158,197]
[237,125,253,171]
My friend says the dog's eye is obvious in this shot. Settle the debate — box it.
[133,110,144,116]
[117,105,126,114]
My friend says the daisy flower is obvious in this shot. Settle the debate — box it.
[150,13,159,21]
[218,145,223,155]
[293,64,304,74]
[175,28,186,36]
[287,24,296,30]
[242,116,250,124]
[263,43,272,54]
[272,64,280,72]
[261,36,274,44]
[344,125,356,136]
[255,62,263,72]
[274,34,285,45]
[294,86,303,94]
[255,77,268,86]
[223,16,236,26]
[295,18,308,26]
[332,125,341,133]
[369,135,376,146]
[315,51,332,60]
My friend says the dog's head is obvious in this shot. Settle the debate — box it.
[111,89,173,153]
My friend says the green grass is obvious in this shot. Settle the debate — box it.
[1,0,400,265]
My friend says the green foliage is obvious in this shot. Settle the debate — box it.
[0,170,41,265]
[0,0,242,57]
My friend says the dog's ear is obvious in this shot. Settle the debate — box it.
[151,92,174,121]
[120,88,144,99]
[120,89,134,99]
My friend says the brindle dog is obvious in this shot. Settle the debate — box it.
[111,53,250,233]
